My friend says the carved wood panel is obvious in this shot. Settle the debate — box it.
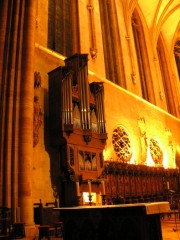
[101,161,180,204]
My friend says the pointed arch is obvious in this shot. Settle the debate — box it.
[174,39,180,80]
[157,35,177,116]
[131,9,155,103]
[98,0,126,87]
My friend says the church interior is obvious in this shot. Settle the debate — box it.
[0,0,180,239]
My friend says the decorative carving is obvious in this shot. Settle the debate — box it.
[112,126,132,162]
[131,73,136,84]
[33,96,43,147]
[138,117,146,138]
[61,144,75,182]
[149,138,163,166]
[138,117,148,164]
[78,150,97,171]
[64,124,74,135]
[165,128,172,145]
[159,91,164,100]
[87,0,97,59]
[64,162,76,182]
[101,161,179,204]
[34,71,42,88]
[83,129,92,143]
[69,146,75,166]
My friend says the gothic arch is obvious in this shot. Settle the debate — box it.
[157,34,177,116]
[174,39,180,80]
[98,0,126,87]
[131,8,155,104]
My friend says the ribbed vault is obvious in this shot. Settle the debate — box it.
[122,0,180,52]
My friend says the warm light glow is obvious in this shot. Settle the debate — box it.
[83,192,96,204]
[101,181,105,195]
[163,151,169,169]
[176,145,180,168]
[103,148,111,161]
[129,153,136,164]
[88,70,95,76]
[146,147,155,166]
[103,128,177,169]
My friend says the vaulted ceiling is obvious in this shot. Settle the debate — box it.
[123,0,180,53]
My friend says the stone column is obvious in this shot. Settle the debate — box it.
[0,0,9,207]
[71,0,80,54]
[19,0,36,225]
[0,1,8,82]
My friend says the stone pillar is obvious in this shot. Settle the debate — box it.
[19,0,36,226]
[0,0,8,81]
[0,0,9,207]
[71,0,80,54]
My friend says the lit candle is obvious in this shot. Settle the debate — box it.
[101,181,105,195]
[88,181,91,195]
[167,181,169,189]
[76,182,80,196]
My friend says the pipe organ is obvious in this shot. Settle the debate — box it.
[48,54,107,206]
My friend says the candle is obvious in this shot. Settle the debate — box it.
[76,182,80,196]
[167,181,169,189]
[101,181,105,195]
[88,181,91,195]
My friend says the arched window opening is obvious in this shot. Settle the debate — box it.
[157,37,176,116]
[174,40,180,80]
[48,0,79,57]
[131,11,154,103]
[98,0,126,87]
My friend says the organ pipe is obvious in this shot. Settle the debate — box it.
[62,71,73,125]
[68,72,73,124]
[91,82,106,134]
[78,59,90,130]
[79,67,85,129]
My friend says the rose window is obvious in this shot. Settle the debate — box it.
[112,126,132,162]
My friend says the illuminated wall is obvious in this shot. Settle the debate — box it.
[99,79,180,169]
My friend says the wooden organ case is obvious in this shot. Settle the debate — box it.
[48,54,107,206]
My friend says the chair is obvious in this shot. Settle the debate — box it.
[12,222,25,239]
[55,221,63,237]
[38,225,50,240]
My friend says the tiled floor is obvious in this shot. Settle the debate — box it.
[161,212,180,240]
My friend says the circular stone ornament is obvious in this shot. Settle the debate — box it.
[112,126,132,162]
[149,138,163,165]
